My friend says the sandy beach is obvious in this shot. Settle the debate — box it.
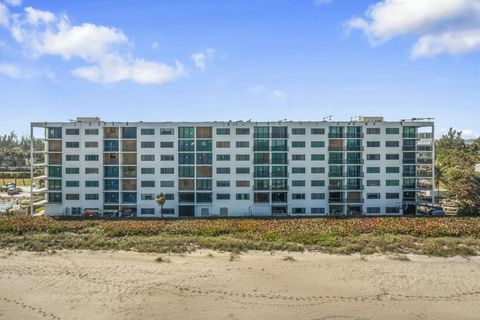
[1,250,479,320]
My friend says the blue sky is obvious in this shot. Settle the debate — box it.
[0,0,479,138]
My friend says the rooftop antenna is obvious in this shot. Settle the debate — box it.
[323,115,332,122]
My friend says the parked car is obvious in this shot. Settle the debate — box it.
[428,206,446,216]
[7,188,21,195]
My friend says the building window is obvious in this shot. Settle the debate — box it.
[367,141,380,147]
[367,207,381,214]
[367,154,380,160]
[366,167,380,173]
[236,180,250,187]
[197,166,213,177]
[311,128,325,135]
[85,141,98,148]
[292,193,306,200]
[141,141,155,148]
[141,208,155,215]
[179,166,195,177]
[141,128,155,135]
[311,154,325,161]
[386,141,400,147]
[160,128,174,135]
[216,181,230,187]
[311,141,325,148]
[85,180,99,187]
[367,193,381,199]
[66,193,80,200]
[311,193,325,199]
[141,193,155,200]
[196,127,212,138]
[366,180,381,187]
[141,180,155,188]
[66,181,79,187]
[85,129,99,135]
[311,180,325,187]
[216,141,230,148]
[386,207,400,214]
[236,193,250,200]
[292,141,305,148]
[160,141,174,148]
[236,128,250,135]
[122,127,137,139]
[65,167,80,174]
[386,193,400,199]
[236,154,250,161]
[141,155,155,161]
[292,167,306,174]
[366,128,380,134]
[292,208,306,214]
[197,179,212,190]
[196,140,212,151]
[160,168,174,174]
[386,180,400,186]
[48,128,62,139]
[216,193,230,200]
[386,154,400,160]
[160,181,174,188]
[66,155,79,161]
[216,154,230,161]
[386,128,399,135]
[85,194,99,200]
[311,207,325,214]
[292,154,305,161]
[65,142,79,148]
[141,167,155,174]
[386,167,400,173]
[216,128,230,135]
[216,167,230,174]
[179,127,195,138]
[85,167,99,174]
[178,140,193,153]
[236,141,250,148]
[292,128,306,135]
[292,180,306,187]
[161,155,174,161]
[311,167,325,174]
[85,155,99,161]
[65,128,79,135]
[236,167,250,174]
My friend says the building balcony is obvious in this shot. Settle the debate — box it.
[346,185,364,190]
[346,159,364,164]
[346,172,364,177]
[328,198,344,203]
[345,198,364,203]
[328,159,345,164]
[328,185,345,190]
[328,133,344,139]
[328,172,345,177]
[328,146,345,151]
[346,146,364,151]
[346,133,364,138]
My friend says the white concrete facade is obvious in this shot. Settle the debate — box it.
[30,117,435,217]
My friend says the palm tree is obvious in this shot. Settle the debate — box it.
[155,193,166,218]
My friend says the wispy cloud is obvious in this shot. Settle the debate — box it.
[0,63,20,78]
[272,90,290,106]
[247,84,266,93]
[190,48,215,71]
[4,0,23,6]
[0,5,186,84]
[346,0,480,58]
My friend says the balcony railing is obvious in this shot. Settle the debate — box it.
[328,185,345,190]
[346,159,364,164]
[346,185,364,190]
[328,159,345,164]
[328,133,344,139]
[345,198,364,203]
[328,146,345,151]
[328,198,344,203]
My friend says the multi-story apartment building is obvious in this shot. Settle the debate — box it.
[30,116,434,217]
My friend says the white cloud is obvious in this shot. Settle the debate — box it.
[190,48,215,71]
[0,3,9,27]
[1,6,186,84]
[347,0,480,57]
[272,90,290,106]
[461,129,480,140]
[151,41,159,50]
[0,63,20,78]
[4,0,22,6]
[247,84,266,93]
